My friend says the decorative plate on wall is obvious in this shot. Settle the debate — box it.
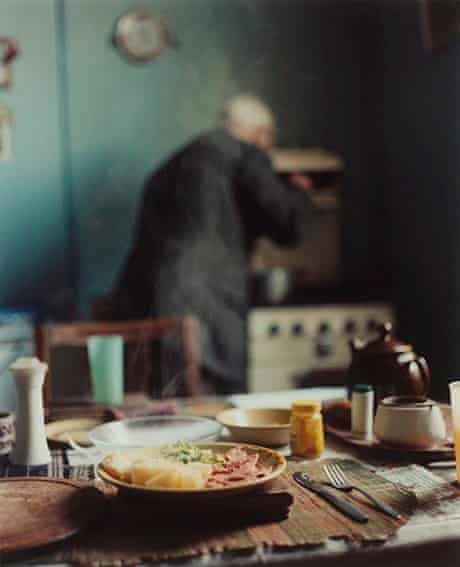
[113,10,177,62]
[0,37,19,88]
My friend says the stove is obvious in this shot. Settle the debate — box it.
[248,303,394,392]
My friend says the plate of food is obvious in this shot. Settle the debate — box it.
[97,441,286,499]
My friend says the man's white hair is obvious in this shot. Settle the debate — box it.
[223,94,275,131]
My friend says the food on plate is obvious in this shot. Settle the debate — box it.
[207,446,271,488]
[102,452,134,482]
[160,440,219,464]
[100,442,273,490]
[132,458,212,489]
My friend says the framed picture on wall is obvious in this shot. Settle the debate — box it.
[0,38,19,88]
[0,103,12,162]
[421,0,460,52]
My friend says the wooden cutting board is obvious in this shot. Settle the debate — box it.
[0,478,105,553]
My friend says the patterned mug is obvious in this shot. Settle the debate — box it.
[0,412,15,455]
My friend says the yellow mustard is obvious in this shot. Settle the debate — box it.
[290,400,325,458]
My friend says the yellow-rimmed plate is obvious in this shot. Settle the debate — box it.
[96,442,286,500]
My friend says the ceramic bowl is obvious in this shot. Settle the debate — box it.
[216,408,291,446]
[374,396,447,449]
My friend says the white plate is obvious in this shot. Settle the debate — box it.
[230,387,347,410]
[88,415,222,449]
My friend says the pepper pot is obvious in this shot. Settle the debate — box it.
[9,357,51,465]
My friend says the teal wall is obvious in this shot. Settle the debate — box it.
[0,0,72,315]
[2,0,457,397]
[0,0,370,317]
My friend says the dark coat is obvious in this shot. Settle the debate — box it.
[112,129,313,392]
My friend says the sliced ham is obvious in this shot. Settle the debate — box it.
[206,447,271,488]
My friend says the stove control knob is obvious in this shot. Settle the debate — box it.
[316,322,333,357]
[366,318,378,333]
[292,322,305,337]
[318,321,331,335]
[268,323,280,337]
[344,319,357,335]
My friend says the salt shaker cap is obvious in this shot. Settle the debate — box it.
[352,384,373,393]
[9,357,48,372]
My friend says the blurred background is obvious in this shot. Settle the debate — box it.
[0,0,459,403]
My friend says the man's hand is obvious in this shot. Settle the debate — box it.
[289,173,314,192]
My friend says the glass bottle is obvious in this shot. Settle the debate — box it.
[290,400,325,458]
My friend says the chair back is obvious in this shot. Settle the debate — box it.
[35,317,202,405]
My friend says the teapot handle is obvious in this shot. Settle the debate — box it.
[414,355,430,396]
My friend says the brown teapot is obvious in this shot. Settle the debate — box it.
[347,322,430,404]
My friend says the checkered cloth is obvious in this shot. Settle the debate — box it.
[0,450,95,481]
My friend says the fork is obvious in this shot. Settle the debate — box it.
[323,462,402,520]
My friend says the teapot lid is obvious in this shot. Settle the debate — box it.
[353,322,412,356]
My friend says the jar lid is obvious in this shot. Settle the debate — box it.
[352,384,373,393]
[292,400,321,413]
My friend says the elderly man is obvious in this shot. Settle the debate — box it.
[111,95,313,394]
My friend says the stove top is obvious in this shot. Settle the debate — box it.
[249,282,392,308]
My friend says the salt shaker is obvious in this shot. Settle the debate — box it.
[9,357,51,465]
[351,384,374,440]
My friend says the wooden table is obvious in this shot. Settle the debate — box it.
[5,387,460,567]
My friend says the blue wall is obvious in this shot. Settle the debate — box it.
[0,0,72,316]
[0,0,370,317]
[2,0,457,397]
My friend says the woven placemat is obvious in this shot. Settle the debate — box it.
[16,457,417,566]
[0,450,94,482]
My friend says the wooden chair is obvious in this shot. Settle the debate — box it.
[35,317,202,406]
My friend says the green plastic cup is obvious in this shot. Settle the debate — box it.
[87,335,124,405]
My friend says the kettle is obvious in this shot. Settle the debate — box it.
[348,322,430,404]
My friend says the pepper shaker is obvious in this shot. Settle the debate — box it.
[9,357,50,465]
[351,384,374,440]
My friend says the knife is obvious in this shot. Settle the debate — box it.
[293,472,369,523]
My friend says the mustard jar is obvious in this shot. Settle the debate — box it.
[290,400,325,458]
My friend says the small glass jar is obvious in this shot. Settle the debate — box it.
[290,400,325,458]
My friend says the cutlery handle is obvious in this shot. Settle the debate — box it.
[352,486,401,519]
[313,484,369,523]
[427,461,456,469]
[293,474,368,523]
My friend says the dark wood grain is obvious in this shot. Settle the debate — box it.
[51,459,418,564]
[0,477,105,553]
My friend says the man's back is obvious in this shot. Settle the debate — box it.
[120,129,248,312]
[113,128,312,392]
